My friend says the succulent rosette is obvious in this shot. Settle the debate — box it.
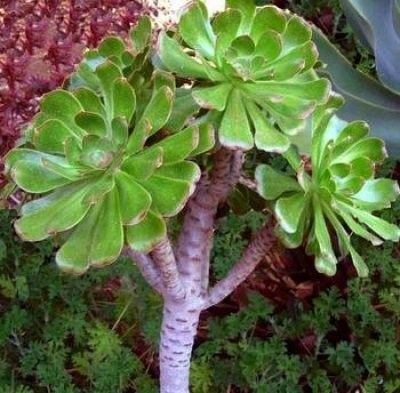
[4,22,214,274]
[158,0,331,152]
[256,96,400,277]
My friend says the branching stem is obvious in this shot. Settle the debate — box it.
[206,223,276,308]
[151,237,186,301]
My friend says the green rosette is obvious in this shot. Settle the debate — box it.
[5,19,214,274]
[159,0,331,152]
[256,95,400,277]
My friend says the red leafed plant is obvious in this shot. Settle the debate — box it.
[0,0,145,162]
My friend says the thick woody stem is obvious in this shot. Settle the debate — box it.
[206,223,276,308]
[151,237,186,301]
[159,298,203,393]
[125,248,164,294]
[176,148,244,295]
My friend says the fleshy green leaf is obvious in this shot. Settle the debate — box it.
[122,147,163,180]
[192,84,232,111]
[126,210,166,252]
[130,16,152,55]
[275,192,307,233]
[33,119,75,154]
[219,89,253,150]
[255,164,302,200]
[335,200,400,242]
[75,112,107,136]
[139,174,194,217]
[158,32,209,79]
[351,179,400,211]
[246,101,290,153]
[15,182,91,241]
[112,78,136,122]
[190,123,215,156]
[139,86,174,135]
[179,1,215,59]
[150,125,199,163]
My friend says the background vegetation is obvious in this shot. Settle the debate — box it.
[0,1,399,392]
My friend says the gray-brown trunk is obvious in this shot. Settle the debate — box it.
[159,298,202,393]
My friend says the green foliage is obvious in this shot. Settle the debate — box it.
[1,186,400,392]
[211,211,265,279]
[159,0,330,152]
[4,17,214,274]
[0,209,159,392]
[256,96,400,276]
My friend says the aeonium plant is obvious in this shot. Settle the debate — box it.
[3,2,400,393]
[158,0,331,152]
[6,69,212,273]
[256,94,400,278]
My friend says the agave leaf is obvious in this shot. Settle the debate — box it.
[126,210,166,252]
[15,182,91,241]
[313,27,400,156]
[340,0,400,94]
[179,1,215,59]
[219,89,253,150]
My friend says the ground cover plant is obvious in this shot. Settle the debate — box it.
[1,0,400,392]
